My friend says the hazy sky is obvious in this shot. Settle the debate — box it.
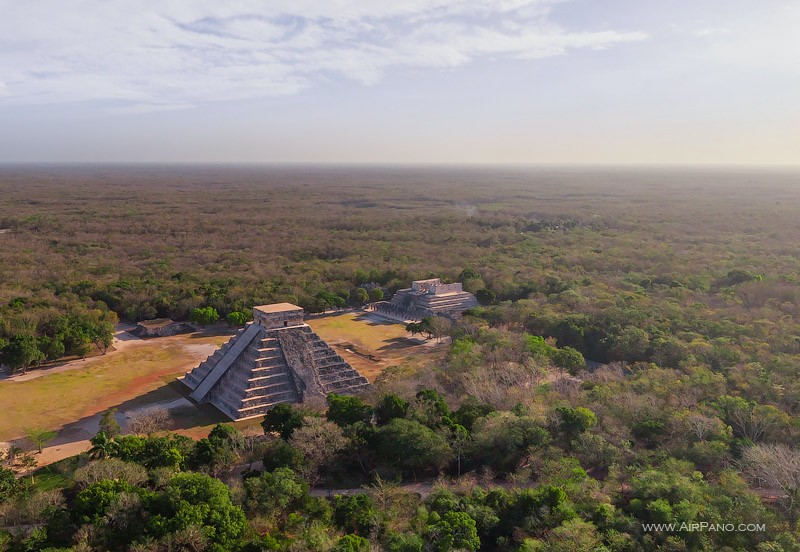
[1,0,798,164]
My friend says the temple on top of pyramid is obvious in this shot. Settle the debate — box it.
[181,303,369,420]
[375,278,479,322]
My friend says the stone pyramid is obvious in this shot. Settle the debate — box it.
[181,303,369,420]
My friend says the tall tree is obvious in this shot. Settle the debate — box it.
[89,432,116,460]
[368,288,384,302]
[290,417,349,485]
[3,335,44,375]
[262,403,305,440]
[353,288,369,305]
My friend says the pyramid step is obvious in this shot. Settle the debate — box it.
[244,382,294,398]
[245,379,293,392]
[241,390,298,405]
[318,364,352,375]
[247,379,289,390]
[235,397,298,417]
[253,358,286,369]
[251,364,289,375]
[323,377,369,392]
[249,372,291,383]
[320,373,362,385]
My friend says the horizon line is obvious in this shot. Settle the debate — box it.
[1,161,799,171]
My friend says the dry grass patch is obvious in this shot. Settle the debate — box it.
[307,312,443,382]
[0,332,231,441]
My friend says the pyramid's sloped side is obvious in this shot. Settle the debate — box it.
[304,327,369,395]
[189,323,262,402]
[276,326,369,397]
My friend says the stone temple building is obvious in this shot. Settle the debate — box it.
[376,278,479,321]
[181,303,369,420]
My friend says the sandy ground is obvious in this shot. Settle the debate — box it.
[38,440,92,465]
[182,342,220,357]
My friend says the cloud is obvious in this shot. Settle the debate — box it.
[692,28,730,37]
[105,102,197,115]
[0,1,646,109]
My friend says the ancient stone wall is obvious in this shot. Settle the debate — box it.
[429,283,463,294]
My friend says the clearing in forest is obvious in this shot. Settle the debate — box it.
[307,311,442,382]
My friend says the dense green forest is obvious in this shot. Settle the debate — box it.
[1,388,797,551]
[2,166,800,550]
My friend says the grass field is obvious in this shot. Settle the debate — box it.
[0,332,231,441]
[307,311,444,382]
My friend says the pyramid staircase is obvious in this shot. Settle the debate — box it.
[181,322,368,420]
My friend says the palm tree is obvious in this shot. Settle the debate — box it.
[25,427,57,454]
[89,432,116,460]
[5,445,23,463]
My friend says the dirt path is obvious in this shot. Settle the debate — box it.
[37,440,92,466]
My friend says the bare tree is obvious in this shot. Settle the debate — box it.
[74,458,148,488]
[3,445,23,466]
[429,316,452,343]
[161,526,209,551]
[289,416,348,485]
[128,407,170,436]
[462,360,545,409]
[740,444,800,512]
[722,400,788,443]
[681,412,726,442]
[6,490,65,527]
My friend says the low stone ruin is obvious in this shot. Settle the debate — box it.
[133,318,193,338]
[375,278,479,322]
